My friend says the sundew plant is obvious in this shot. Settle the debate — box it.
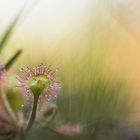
[0,0,140,140]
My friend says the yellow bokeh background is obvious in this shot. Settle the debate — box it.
[0,0,140,120]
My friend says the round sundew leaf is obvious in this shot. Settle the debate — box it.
[17,65,60,106]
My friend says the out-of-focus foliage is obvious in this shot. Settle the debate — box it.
[0,0,140,139]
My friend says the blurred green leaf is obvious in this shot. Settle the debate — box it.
[0,11,22,53]
[5,49,22,70]
[6,87,24,111]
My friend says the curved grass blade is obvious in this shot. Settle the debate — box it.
[5,50,22,70]
[0,11,23,53]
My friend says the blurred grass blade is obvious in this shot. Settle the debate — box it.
[5,50,22,70]
[0,12,22,53]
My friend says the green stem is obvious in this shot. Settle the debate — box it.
[1,87,17,126]
[26,95,39,133]
[20,128,26,140]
